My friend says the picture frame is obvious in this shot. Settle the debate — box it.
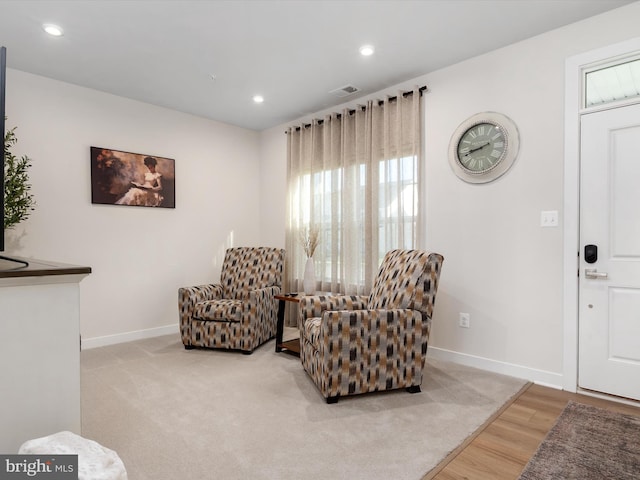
[90,147,175,208]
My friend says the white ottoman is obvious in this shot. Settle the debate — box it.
[18,431,127,480]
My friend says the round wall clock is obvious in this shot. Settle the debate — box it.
[448,112,520,184]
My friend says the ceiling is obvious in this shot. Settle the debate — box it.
[0,0,634,131]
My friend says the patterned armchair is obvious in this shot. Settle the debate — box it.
[298,249,444,403]
[179,247,285,353]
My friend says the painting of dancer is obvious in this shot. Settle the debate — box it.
[90,147,175,208]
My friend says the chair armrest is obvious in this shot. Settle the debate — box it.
[178,283,224,346]
[239,286,282,326]
[309,308,430,397]
[319,308,430,354]
[178,284,223,322]
[237,285,281,301]
[298,294,368,324]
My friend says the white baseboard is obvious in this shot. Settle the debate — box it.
[427,346,564,389]
[81,324,179,350]
[82,328,564,388]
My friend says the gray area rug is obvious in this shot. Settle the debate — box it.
[81,334,527,480]
[519,401,640,480]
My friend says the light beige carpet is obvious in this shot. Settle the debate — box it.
[81,334,527,480]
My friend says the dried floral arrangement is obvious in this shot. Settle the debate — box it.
[299,224,319,258]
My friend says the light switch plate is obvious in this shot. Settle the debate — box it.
[540,210,559,227]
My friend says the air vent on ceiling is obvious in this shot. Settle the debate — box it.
[329,84,360,97]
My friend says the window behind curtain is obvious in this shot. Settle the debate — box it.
[286,88,422,296]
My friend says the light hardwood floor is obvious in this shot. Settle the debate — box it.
[424,383,640,480]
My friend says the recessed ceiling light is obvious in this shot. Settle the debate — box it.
[359,45,374,56]
[253,95,264,104]
[43,24,64,37]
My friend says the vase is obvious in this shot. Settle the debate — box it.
[303,257,316,294]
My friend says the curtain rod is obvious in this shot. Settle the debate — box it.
[286,85,427,133]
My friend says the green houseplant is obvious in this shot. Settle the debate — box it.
[3,119,35,229]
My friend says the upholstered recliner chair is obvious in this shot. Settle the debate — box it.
[179,247,285,353]
[298,249,444,403]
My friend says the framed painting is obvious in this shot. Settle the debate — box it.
[90,147,175,208]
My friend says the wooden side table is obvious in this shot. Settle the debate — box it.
[275,293,301,356]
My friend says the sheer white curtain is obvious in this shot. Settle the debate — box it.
[286,87,422,295]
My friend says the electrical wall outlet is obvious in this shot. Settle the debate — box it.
[459,312,470,328]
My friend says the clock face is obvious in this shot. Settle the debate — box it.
[448,112,520,184]
[456,122,506,174]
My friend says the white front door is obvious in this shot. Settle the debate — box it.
[579,102,640,401]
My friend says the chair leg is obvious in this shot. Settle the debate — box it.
[326,396,339,404]
[184,345,195,350]
[406,385,421,394]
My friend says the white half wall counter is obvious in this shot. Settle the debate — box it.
[0,258,91,453]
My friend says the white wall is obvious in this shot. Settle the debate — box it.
[5,70,264,345]
[6,1,639,377]
[259,2,640,387]
[258,124,287,248]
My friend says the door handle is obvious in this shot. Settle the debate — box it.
[585,268,608,279]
